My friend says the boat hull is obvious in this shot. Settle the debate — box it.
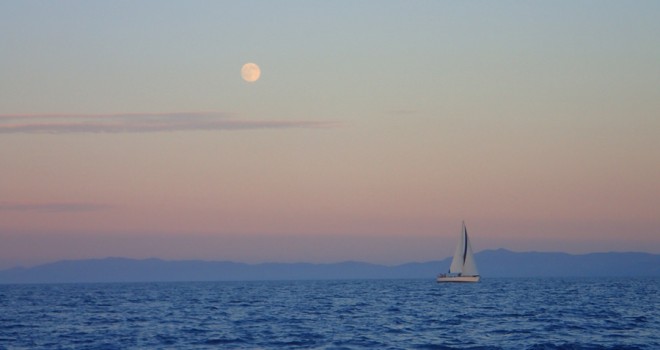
[436,275,480,283]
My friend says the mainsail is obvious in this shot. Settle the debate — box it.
[448,222,479,276]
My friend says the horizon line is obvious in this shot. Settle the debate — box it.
[3,248,657,271]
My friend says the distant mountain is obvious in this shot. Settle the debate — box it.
[475,249,660,277]
[0,250,658,284]
[0,258,409,284]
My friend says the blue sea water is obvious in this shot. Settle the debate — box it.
[0,278,658,349]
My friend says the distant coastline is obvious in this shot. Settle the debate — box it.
[1,249,658,284]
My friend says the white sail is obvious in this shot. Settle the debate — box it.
[462,227,479,276]
[448,222,479,276]
[448,223,467,274]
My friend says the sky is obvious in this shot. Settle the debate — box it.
[1,1,659,268]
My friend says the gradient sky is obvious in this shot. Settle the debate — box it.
[1,1,659,268]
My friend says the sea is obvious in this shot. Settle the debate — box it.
[0,278,658,349]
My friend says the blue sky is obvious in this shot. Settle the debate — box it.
[1,1,659,268]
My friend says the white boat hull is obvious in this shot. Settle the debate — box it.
[436,275,480,283]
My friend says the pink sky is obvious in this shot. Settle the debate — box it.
[1,2,659,268]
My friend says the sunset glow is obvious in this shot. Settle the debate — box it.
[1,1,659,269]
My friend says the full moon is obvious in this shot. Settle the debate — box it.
[241,63,261,82]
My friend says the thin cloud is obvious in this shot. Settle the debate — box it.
[0,202,113,213]
[387,109,418,115]
[0,112,336,134]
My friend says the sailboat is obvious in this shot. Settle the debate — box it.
[437,221,480,283]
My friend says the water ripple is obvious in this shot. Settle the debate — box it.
[0,278,658,349]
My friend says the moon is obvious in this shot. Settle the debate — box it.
[241,63,261,82]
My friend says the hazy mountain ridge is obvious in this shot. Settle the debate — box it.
[1,249,658,284]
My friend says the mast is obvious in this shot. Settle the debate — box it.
[462,222,479,276]
[449,221,467,274]
[462,222,468,265]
